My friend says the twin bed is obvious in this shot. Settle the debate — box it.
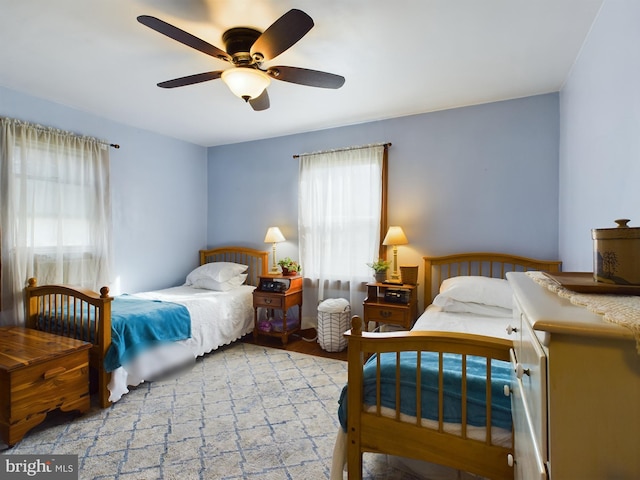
[334,252,561,480]
[25,246,268,408]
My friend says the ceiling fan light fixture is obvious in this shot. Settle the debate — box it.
[221,68,271,101]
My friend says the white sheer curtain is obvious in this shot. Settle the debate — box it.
[298,145,384,311]
[0,117,112,326]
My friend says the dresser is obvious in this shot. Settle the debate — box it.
[507,272,640,479]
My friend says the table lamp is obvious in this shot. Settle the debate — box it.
[264,227,286,274]
[382,226,408,283]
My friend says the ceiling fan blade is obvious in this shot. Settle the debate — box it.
[157,71,223,88]
[250,9,313,62]
[249,90,270,111]
[137,15,231,62]
[267,66,345,89]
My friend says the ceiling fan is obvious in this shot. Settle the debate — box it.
[137,9,345,111]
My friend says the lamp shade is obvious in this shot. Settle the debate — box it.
[221,68,271,101]
[264,227,285,244]
[383,226,408,245]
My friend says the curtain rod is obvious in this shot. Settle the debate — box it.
[293,142,391,158]
[1,116,120,149]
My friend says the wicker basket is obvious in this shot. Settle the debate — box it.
[317,298,351,352]
[400,265,418,285]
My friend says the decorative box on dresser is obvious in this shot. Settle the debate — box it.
[506,272,640,480]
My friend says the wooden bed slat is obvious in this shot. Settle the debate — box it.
[461,354,468,439]
[438,351,444,433]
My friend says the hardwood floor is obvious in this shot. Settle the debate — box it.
[240,328,348,361]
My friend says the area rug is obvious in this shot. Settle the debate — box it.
[0,342,424,479]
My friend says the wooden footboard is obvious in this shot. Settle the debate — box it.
[345,315,514,480]
[25,278,113,408]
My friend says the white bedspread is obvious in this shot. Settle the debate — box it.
[413,304,514,340]
[108,285,255,402]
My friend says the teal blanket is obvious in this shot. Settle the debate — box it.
[103,296,191,372]
[37,295,191,372]
[338,351,511,432]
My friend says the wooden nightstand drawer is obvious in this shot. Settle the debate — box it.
[364,303,408,324]
[253,294,284,309]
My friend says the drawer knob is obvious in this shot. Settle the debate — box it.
[506,325,518,335]
[515,363,530,379]
[380,311,392,318]
[264,298,272,304]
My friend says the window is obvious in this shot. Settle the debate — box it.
[0,118,112,325]
[298,144,388,310]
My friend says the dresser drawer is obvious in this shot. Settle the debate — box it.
[511,348,548,480]
[253,294,284,309]
[363,303,409,325]
[512,299,548,471]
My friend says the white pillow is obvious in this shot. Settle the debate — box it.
[438,276,513,310]
[433,294,512,317]
[185,262,248,285]
[191,273,248,291]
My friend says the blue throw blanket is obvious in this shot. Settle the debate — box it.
[338,351,512,432]
[103,296,191,372]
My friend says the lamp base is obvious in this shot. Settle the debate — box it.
[382,279,403,285]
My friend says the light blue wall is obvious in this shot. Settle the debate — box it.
[559,0,640,271]
[1,86,208,295]
[208,94,560,316]
[1,73,562,317]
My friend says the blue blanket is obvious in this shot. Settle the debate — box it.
[338,351,511,432]
[103,296,191,372]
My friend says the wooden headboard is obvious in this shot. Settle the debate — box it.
[423,252,562,306]
[199,246,268,287]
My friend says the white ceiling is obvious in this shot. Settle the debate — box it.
[0,0,603,147]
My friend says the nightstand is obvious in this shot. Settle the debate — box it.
[363,282,418,331]
[253,274,303,345]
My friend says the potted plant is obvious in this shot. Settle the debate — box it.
[367,258,391,282]
[278,257,301,276]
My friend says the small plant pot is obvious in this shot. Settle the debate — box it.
[374,272,387,283]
